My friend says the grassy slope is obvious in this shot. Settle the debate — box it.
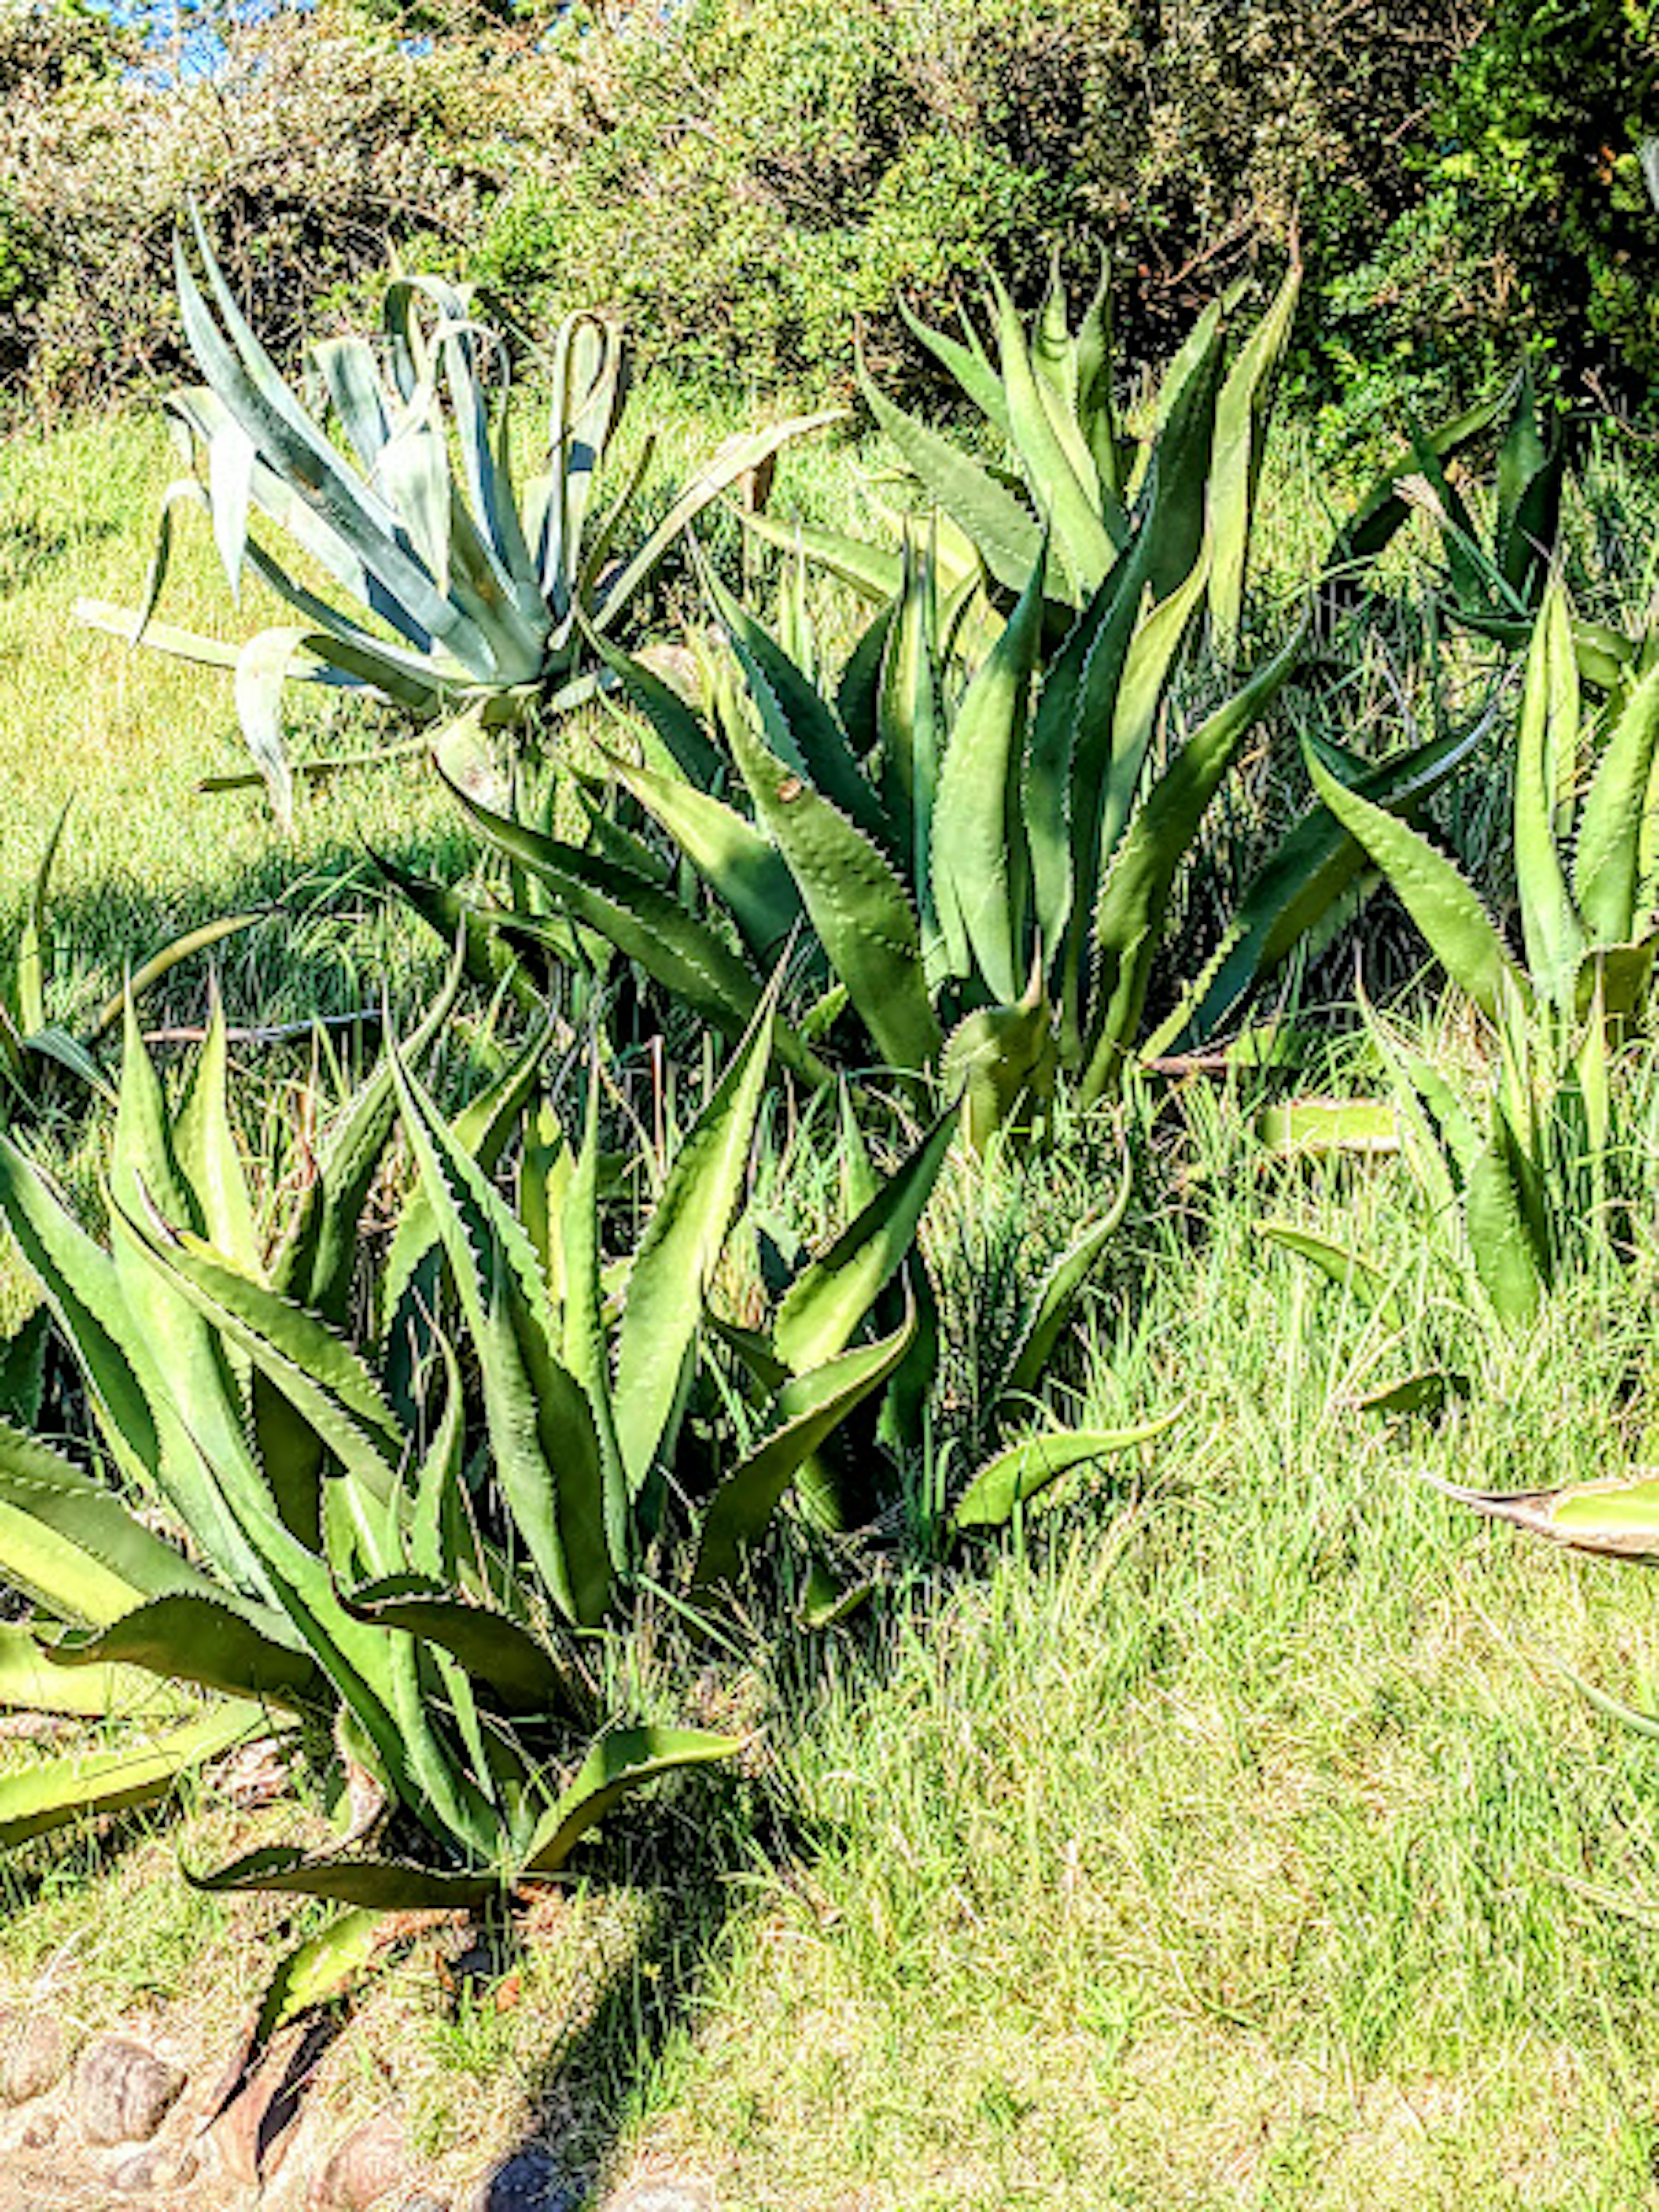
[5,401,1659,2210]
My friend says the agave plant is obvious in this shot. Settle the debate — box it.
[1259,582,1659,1346]
[0,963,958,1980]
[76,211,834,823]
[442,521,1304,1130]
[747,256,1302,658]
[0,805,257,1112]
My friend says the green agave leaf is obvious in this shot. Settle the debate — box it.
[1084,624,1303,1099]
[931,550,1048,1003]
[734,510,903,607]
[953,1413,1180,1531]
[613,986,777,1493]
[1466,1120,1548,1328]
[0,1417,216,1628]
[897,293,1012,437]
[988,273,1116,595]
[186,1845,500,1910]
[1255,1099,1399,1154]
[721,682,940,1081]
[15,801,68,1037]
[1259,1224,1401,1324]
[1208,259,1301,648]
[601,745,802,966]
[699,554,894,852]
[586,627,724,787]
[391,1040,610,1631]
[594,410,842,630]
[84,912,261,1047]
[46,1591,326,1709]
[521,1726,741,1875]
[995,1153,1132,1415]
[340,1577,585,1723]
[173,991,260,1275]
[223,1904,388,2126]
[857,347,1044,597]
[1169,718,1487,1049]
[0,1699,264,1850]
[118,1200,401,1514]
[773,1112,955,1374]
[1323,389,1506,581]
[1513,584,1584,1005]
[1098,538,1214,866]
[439,755,830,1083]
[693,1311,916,1587]
[1350,1369,1466,1417]
[1302,735,1528,1024]
[1576,656,1659,946]
[939,994,1056,1155]
[0,1304,49,1430]
[0,1624,188,1719]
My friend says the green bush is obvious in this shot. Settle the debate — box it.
[1322,0,1659,430]
[476,0,1475,396]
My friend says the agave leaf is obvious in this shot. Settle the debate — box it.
[720,686,940,1081]
[953,1413,1180,1531]
[1466,1119,1547,1328]
[931,550,1049,1002]
[1576,657,1659,947]
[602,746,802,965]
[84,912,262,1046]
[559,1073,628,1572]
[940,993,1056,1154]
[0,1700,264,1850]
[1350,1369,1465,1417]
[0,1624,187,1719]
[1301,735,1528,1024]
[1208,259,1301,648]
[1323,390,1506,582]
[0,1133,163,1500]
[340,1577,585,1723]
[995,1154,1132,1416]
[0,1419,219,1628]
[118,1197,401,1515]
[15,801,69,1038]
[173,992,260,1275]
[773,1112,955,1374]
[734,510,904,606]
[1255,1099,1399,1154]
[897,293,1012,436]
[596,412,841,627]
[988,273,1116,595]
[1512,584,1585,1005]
[693,1310,916,1587]
[1084,624,1303,1099]
[698,555,895,853]
[613,987,776,1494]
[46,1591,326,1709]
[521,1726,741,1875]
[391,1041,610,1631]
[1259,1224,1401,1324]
[586,629,724,787]
[1168,718,1487,1049]
[0,1305,48,1430]
[1099,538,1214,865]
[187,1845,499,1910]
[858,348,1043,597]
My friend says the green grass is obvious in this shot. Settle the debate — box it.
[9,386,1659,2211]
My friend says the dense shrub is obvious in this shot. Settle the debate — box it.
[475,0,1483,395]
[0,0,518,408]
[1319,0,1659,434]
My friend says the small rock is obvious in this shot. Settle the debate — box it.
[74,2038,186,2146]
[210,2019,328,2187]
[0,2009,69,2104]
[311,2109,416,2211]
[607,2185,715,2212]
[108,2148,162,2193]
[471,2147,583,2212]
[399,2196,449,2212]
[20,2110,57,2148]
